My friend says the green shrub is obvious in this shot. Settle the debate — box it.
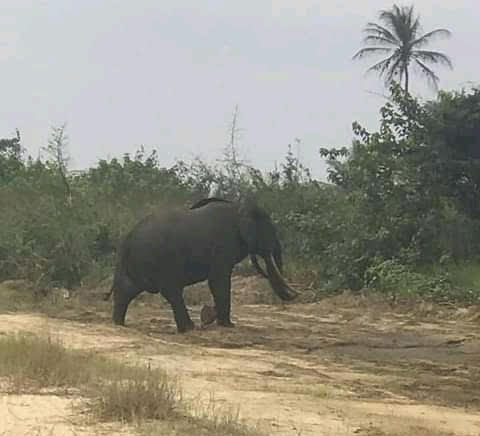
[364,258,480,303]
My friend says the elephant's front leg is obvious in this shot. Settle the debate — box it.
[208,272,235,328]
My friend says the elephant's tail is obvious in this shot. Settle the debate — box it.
[103,236,130,302]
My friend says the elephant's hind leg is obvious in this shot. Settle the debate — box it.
[163,289,195,333]
[112,273,141,326]
[208,273,235,328]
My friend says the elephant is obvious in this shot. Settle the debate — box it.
[103,197,298,333]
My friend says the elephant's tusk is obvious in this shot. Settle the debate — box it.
[270,255,298,295]
[265,254,299,301]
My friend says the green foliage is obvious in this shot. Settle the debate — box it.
[0,140,193,288]
[442,260,480,301]
[365,258,451,298]
[0,130,23,183]
[2,83,480,303]
[320,82,480,293]
[365,258,480,303]
[422,87,480,219]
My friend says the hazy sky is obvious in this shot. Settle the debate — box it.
[1,1,478,179]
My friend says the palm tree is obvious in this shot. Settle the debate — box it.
[352,4,453,93]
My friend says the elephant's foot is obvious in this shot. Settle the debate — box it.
[176,319,195,333]
[112,313,126,326]
[217,319,235,328]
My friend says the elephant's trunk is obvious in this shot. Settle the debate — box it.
[263,254,298,301]
[250,254,268,278]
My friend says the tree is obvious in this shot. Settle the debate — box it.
[213,104,252,199]
[422,86,480,220]
[352,4,452,93]
[281,139,311,187]
[43,124,72,205]
[221,104,244,192]
[320,82,480,273]
[0,129,24,183]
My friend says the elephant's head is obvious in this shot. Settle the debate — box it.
[238,198,297,301]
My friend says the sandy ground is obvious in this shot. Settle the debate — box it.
[1,277,480,435]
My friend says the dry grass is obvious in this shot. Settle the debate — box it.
[142,415,266,436]
[0,280,74,314]
[0,332,178,421]
[142,396,266,436]
[92,367,178,423]
[0,332,265,435]
[0,332,108,391]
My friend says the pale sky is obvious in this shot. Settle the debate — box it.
[1,1,478,180]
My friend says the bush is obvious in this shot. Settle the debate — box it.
[364,257,480,303]
[0,148,193,289]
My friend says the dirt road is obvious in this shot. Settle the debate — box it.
[1,278,480,435]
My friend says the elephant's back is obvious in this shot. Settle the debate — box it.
[125,208,186,252]
[139,203,234,235]
[122,203,237,260]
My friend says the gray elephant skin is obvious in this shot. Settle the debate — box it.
[104,197,298,333]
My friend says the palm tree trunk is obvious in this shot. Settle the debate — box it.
[404,67,409,94]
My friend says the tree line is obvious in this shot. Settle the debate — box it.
[2,82,480,302]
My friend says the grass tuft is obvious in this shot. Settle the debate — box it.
[92,367,178,423]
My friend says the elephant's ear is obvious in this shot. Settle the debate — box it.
[238,197,260,253]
